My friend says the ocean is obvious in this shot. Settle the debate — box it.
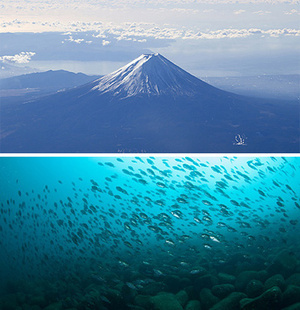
[0,156,299,310]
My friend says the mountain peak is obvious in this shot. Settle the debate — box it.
[90,53,213,99]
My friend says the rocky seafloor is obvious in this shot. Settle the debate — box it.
[1,247,300,310]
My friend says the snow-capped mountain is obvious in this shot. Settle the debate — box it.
[0,53,299,153]
[86,53,216,99]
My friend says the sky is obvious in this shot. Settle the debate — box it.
[0,0,299,77]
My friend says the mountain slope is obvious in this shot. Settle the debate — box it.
[0,53,299,153]
[86,53,217,99]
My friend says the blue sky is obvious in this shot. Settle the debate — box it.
[0,0,299,77]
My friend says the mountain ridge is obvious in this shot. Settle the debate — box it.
[0,70,101,91]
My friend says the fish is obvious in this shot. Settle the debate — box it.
[0,155,298,299]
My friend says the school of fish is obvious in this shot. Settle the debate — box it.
[0,156,299,300]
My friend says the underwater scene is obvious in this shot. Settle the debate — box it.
[0,156,300,310]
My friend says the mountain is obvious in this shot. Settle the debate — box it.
[0,62,39,79]
[0,70,101,102]
[0,53,299,153]
[0,70,101,91]
[87,53,218,99]
[202,74,300,100]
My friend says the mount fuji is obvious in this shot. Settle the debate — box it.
[0,53,299,153]
[86,53,217,99]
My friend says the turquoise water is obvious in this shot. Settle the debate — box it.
[0,156,299,309]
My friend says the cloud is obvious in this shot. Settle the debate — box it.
[171,8,199,14]
[0,52,35,63]
[253,11,271,15]
[1,20,299,48]
[284,9,299,15]
[64,35,88,44]
[1,18,299,42]
[198,28,300,39]
[264,28,300,37]
[234,10,246,15]
[1,0,299,10]
[101,25,300,40]
[102,40,110,46]
[59,25,300,42]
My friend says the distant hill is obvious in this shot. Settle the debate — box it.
[0,69,101,91]
[202,75,300,100]
[0,62,39,79]
[0,70,100,105]
[0,70,101,101]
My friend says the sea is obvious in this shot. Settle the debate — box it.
[0,156,299,310]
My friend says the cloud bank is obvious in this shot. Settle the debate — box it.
[80,25,300,41]
[1,0,299,10]
[2,20,298,41]
[0,52,36,63]
[0,0,298,76]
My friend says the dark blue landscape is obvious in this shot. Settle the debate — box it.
[0,53,299,153]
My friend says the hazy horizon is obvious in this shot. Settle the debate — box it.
[0,0,299,77]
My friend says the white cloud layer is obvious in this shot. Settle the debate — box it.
[1,0,299,9]
[1,19,299,42]
[0,0,298,77]
[78,25,300,40]
[0,52,36,63]
[1,0,299,37]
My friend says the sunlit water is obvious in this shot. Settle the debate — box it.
[0,156,299,307]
